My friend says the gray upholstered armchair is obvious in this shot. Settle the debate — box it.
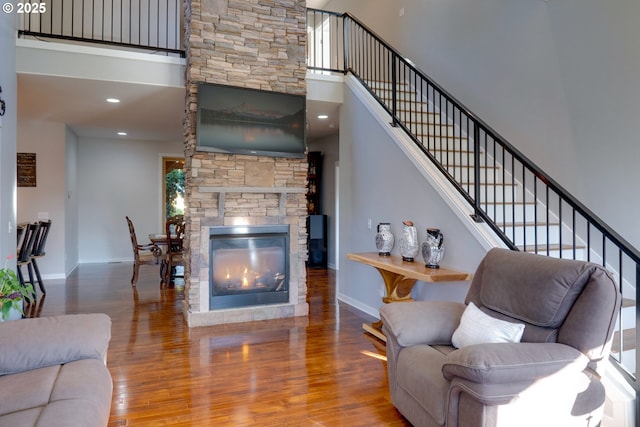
[380,248,621,427]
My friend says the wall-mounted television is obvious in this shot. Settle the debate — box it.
[196,82,306,158]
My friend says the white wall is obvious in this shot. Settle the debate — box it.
[77,137,183,263]
[0,14,18,264]
[325,0,640,250]
[337,83,485,317]
[65,126,79,275]
[17,119,67,278]
[17,122,182,269]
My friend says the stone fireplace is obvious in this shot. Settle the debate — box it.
[182,154,309,327]
[182,0,308,326]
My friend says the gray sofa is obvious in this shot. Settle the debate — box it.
[380,248,621,427]
[0,313,113,427]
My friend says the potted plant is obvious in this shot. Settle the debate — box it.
[0,255,34,321]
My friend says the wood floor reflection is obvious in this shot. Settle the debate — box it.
[34,263,410,426]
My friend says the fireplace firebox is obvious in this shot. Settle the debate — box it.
[209,225,289,309]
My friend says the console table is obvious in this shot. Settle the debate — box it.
[347,252,472,341]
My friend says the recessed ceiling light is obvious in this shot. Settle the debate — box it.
[317,114,329,119]
[106,98,120,103]
[117,131,127,136]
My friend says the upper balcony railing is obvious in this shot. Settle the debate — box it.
[17,0,184,56]
[307,8,640,394]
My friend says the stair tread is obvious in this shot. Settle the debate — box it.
[377,88,419,95]
[612,328,636,353]
[406,121,452,127]
[392,99,428,105]
[484,200,536,205]
[496,221,561,227]
[416,134,468,141]
[622,298,636,308]
[441,164,497,170]
[429,149,474,154]
[364,79,406,85]
[518,243,585,252]
[461,182,517,187]
[396,109,437,115]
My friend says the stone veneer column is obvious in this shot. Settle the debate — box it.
[183,0,308,326]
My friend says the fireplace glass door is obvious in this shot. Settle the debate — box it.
[209,225,289,309]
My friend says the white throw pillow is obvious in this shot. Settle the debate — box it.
[451,302,525,349]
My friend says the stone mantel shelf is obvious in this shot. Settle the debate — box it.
[198,186,306,193]
[200,186,307,218]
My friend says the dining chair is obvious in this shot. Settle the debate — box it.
[28,220,52,295]
[125,216,161,286]
[16,222,40,298]
[162,215,185,286]
[17,224,25,248]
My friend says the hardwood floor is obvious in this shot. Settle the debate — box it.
[31,262,410,426]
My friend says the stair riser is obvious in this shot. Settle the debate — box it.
[368,86,428,102]
[521,248,588,260]
[474,186,528,203]
[427,151,477,167]
[444,167,512,185]
[499,225,561,246]
[396,111,442,125]
[407,125,455,137]
[364,81,405,90]
[417,137,471,152]
[376,91,426,103]
[455,190,522,205]
[483,204,537,223]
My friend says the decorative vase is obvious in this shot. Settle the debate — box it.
[422,227,445,269]
[375,223,394,256]
[399,220,419,262]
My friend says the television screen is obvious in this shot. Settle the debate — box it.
[196,83,306,158]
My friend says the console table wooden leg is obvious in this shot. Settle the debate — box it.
[363,320,386,342]
[362,269,418,342]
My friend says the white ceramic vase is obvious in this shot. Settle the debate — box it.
[375,223,394,256]
[399,221,419,262]
[422,227,445,269]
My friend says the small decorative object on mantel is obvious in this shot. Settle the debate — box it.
[0,254,34,321]
[422,227,445,269]
[375,222,394,256]
[399,220,419,262]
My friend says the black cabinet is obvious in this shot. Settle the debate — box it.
[308,214,327,267]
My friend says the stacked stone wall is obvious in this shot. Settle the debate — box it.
[183,0,308,325]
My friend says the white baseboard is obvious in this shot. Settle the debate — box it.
[40,273,66,280]
[337,292,379,319]
[78,257,132,264]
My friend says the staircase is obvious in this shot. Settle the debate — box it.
[307,7,639,399]
[368,76,638,372]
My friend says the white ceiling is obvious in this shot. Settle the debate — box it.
[18,74,186,141]
[18,70,340,144]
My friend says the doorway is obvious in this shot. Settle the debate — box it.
[163,157,185,227]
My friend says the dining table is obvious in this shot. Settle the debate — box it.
[149,233,172,249]
[149,233,182,284]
